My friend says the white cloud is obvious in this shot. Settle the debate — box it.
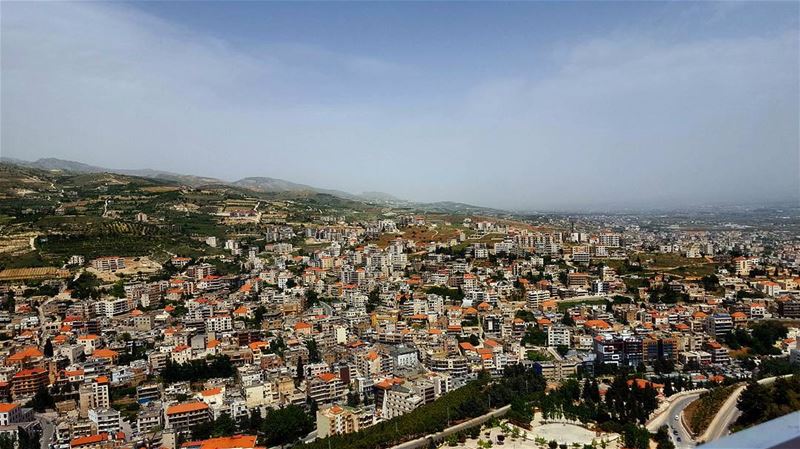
[1,2,797,210]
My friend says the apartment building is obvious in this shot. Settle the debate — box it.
[526,290,550,310]
[547,325,571,347]
[705,341,730,365]
[0,403,31,426]
[88,408,121,435]
[205,315,233,333]
[705,313,734,337]
[316,404,372,438]
[91,257,126,272]
[778,299,800,318]
[95,298,130,317]
[598,233,621,247]
[11,368,48,401]
[567,272,590,289]
[593,334,643,367]
[307,373,346,405]
[165,401,211,435]
[642,337,678,363]
[381,385,424,419]
[79,376,110,416]
[531,358,580,380]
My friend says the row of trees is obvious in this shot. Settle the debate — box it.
[191,406,314,447]
[535,375,659,429]
[723,321,788,355]
[735,374,800,430]
[301,366,547,449]
[683,385,737,435]
[161,355,235,383]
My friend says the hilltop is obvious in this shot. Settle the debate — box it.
[2,157,404,204]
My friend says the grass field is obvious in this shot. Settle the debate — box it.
[633,252,719,278]
[0,251,49,269]
[373,224,462,247]
[557,298,608,312]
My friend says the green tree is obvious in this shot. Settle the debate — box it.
[27,387,54,412]
[622,424,650,449]
[521,328,546,346]
[260,405,314,447]
[43,339,53,358]
[306,340,321,363]
[211,413,236,437]
[109,281,126,298]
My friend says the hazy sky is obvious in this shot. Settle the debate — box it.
[2,1,798,210]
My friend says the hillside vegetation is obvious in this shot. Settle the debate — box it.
[735,375,800,431]
[683,385,738,436]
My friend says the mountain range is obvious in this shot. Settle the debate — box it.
[1,157,504,215]
[1,157,399,201]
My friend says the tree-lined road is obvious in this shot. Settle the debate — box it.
[701,374,794,443]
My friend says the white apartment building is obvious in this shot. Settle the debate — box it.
[382,385,424,419]
[88,408,121,435]
[205,315,233,333]
[526,290,551,310]
[95,298,131,317]
[547,325,571,347]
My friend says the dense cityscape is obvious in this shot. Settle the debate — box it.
[0,161,798,449]
[2,1,798,449]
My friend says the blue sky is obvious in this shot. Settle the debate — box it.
[2,1,798,210]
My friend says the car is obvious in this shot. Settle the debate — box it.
[673,430,678,435]
[674,415,679,420]
[677,437,682,442]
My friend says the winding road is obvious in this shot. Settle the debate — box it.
[701,374,794,443]
[647,391,704,449]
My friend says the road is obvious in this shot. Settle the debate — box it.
[647,390,705,432]
[37,413,56,449]
[647,392,703,449]
[669,395,699,449]
[702,374,794,443]
[702,384,746,442]
[389,405,511,449]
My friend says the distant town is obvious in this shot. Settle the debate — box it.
[0,161,798,449]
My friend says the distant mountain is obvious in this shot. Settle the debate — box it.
[1,157,398,202]
[9,157,110,173]
[417,201,506,215]
[359,191,401,202]
[1,157,500,214]
[1,157,225,186]
[232,178,401,203]
[232,176,354,198]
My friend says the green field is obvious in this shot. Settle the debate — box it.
[558,298,608,311]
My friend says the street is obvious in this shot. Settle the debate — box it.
[647,392,704,449]
[37,413,56,449]
[701,374,794,443]
[667,396,698,449]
